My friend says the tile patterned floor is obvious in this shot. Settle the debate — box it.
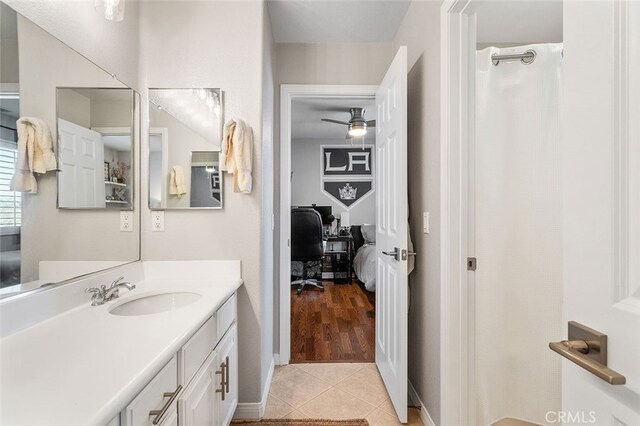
[263,363,423,425]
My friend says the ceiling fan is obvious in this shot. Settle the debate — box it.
[321,107,376,139]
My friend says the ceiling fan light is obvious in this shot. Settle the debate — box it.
[348,123,367,137]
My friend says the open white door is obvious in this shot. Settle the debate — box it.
[562,1,640,424]
[57,118,105,208]
[375,46,408,423]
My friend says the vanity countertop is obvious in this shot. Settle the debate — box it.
[0,276,242,426]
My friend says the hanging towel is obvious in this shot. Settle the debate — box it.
[10,117,57,193]
[169,165,187,197]
[221,118,253,194]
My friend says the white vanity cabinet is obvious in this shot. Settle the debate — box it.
[119,293,237,426]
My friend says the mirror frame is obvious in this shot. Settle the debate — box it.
[55,87,137,211]
[147,88,224,211]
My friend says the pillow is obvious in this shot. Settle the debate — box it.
[361,224,376,244]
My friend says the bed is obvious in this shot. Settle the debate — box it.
[351,224,377,292]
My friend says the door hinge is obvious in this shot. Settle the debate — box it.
[467,257,477,271]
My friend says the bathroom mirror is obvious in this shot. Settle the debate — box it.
[57,88,134,209]
[148,88,224,210]
[0,4,140,299]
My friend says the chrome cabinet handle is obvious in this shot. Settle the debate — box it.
[225,356,230,393]
[215,360,227,400]
[149,385,182,425]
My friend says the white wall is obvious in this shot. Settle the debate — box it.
[291,138,375,225]
[260,0,276,396]
[137,0,272,404]
[392,1,443,423]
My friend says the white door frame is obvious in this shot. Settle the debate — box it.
[278,84,377,364]
[440,0,481,425]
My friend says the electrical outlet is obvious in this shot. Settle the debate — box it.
[152,211,165,232]
[423,211,430,234]
[120,211,133,232]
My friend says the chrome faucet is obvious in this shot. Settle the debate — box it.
[86,277,136,306]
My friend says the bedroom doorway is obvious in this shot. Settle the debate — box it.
[281,48,409,422]
[286,92,378,363]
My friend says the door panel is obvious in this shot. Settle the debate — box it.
[375,46,408,423]
[563,1,640,424]
[57,118,105,208]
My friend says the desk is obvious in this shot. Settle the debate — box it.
[324,234,353,283]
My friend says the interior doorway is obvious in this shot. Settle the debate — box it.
[285,92,378,363]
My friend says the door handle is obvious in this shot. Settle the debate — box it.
[149,385,182,425]
[549,321,626,385]
[215,359,227,400]
[382,248,399,261]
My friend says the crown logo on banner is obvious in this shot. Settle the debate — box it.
[338,183,357,200]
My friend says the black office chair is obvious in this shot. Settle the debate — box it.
[291,208,325,295]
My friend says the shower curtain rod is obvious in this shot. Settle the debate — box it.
[491,49,537,66]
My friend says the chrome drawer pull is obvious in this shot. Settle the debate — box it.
[215,360,227,400]
[149,385,182,425]
[225,356,230,393]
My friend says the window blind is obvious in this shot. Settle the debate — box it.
[0,140,21,228]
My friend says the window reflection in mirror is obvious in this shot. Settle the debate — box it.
[148,89,223,210]
[57,88,134,209]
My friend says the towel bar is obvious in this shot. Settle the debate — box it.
[549,321,626,385]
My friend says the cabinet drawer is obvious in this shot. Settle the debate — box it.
[179,314,217,385]
[123,355,178,426]
[216,294,236,337]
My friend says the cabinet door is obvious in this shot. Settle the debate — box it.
[216,325,238,426]
[158,409,177,426]
[178,350,221,426]
[123,355,178,426]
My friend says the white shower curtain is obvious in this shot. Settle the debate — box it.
[475,43,563,426]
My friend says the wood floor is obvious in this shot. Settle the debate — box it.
[291,279,375,363]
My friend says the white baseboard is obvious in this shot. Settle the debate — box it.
[233,356,275,419]
[408,380,436,426]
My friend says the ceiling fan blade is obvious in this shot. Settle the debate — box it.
[366,120,376,127]
[321,118,350,125]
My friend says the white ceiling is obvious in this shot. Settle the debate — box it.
[292,97,376,141]
[267,0,411,43]
[476,0,562,44]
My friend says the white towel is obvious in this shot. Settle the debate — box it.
[10,117,57,193]
[221,118,253,194]
[169,165,187,197]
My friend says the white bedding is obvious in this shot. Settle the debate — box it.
[353,243,376,292]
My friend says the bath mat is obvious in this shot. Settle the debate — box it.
[232,419,368,426]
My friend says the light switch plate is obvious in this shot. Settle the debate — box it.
[423,211,430,234]
[120,211,133,232]
[152,211,165,232]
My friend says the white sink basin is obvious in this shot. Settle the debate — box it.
[109,292,202,316]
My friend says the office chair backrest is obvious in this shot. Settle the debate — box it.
[291,208,324,261]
